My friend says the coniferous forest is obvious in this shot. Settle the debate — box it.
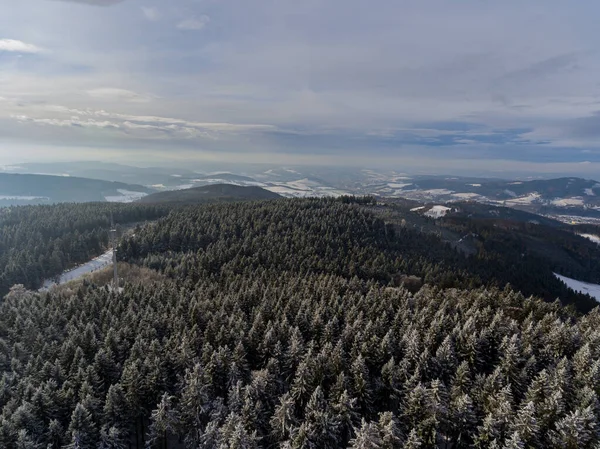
[0,198,599,448]
[0,204,170,296]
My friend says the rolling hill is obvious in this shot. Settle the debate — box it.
[0,173,153,205]
[138,183,281,204]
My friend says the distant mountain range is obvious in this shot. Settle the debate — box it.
[2,162,599,221]
[0,173,153,206]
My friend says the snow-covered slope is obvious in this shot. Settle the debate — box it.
[104,189,148,203]
[41,250,114,290]
[424,205,452,218]
[579,234,600,245]
[554,273,600,302]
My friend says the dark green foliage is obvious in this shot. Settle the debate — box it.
[0,203,169,296]
[0,198,598,448]
[138,184,281,204]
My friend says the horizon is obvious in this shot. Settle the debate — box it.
[2,0,600,176]
[1,159,599,182]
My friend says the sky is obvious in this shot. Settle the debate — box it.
[1,0,600,176]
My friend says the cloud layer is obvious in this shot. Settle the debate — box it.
[53,0,125,5]
[1,0,600,175]
[0,39,42,53]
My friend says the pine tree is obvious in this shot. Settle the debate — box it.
[270,392,297,441]
[402,429,422,449]
[550,406,599,449]
[66,403,97,449]
[378,412,403,449]
[510,401,539,447]
[97,425,127,449]
[15,429,41,449]
[349,420,382,449]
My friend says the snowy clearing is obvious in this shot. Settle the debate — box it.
[40,250,114,291]
[0,195,49,200]
[551,197,585,207]
[425,205,451,218]
[452,192,481,199]
[554,273,600,302]
[410,206,426,212]
[105,189,148,203]
[388,183,411,189]
[504,190,517,198]
[468,183,482,187]
[506,193,541,205]
[424,189,454,195]
[584,188,595,196]
[579,234,600,245]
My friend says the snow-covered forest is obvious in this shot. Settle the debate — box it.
[0,198,599,448]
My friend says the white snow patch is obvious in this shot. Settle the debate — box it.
[452,192,480,199]
[504,189,517,198]
[171,174,182,178]
[0,195,49,200]
[509,182,523,185]
[41,250,114,291]
[105,189,148,203]
[551,197,584,207]
[584,188,595,196]
[424,189,454,195]
[388,183,411,189]
[506,192,542,205]
[32,172,71,177]
[424,205,451,218]
[579,234,600,245]
[468,183,482,187]
[264,183,349,198]
[410,206,426,212]
[554,273,600,302]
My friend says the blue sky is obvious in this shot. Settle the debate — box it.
[1,0,600,175]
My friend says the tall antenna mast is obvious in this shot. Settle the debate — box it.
[110,212,118,292]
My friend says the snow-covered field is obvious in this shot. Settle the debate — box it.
[263,179,350,198]
[585,188,595,196]
[452,192,481,199]
[425,205,451,218]
[40,250,114,291]
[264,183,349,198]
[105,189,148,203]
[554,273,600,302]
[424,189,454,195]
[551,197,585,207]
[506,192,541,205]
[579,234,600,245]
[0,195,49,200]
[410,206,426,212]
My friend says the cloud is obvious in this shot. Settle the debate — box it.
[0,39,42,53]
[141,6,160,21]
[87,88,153,103]
[51,0,125,5]
[9,104,276,142]
[177,15,210,31]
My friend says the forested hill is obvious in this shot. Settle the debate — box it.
[0,173,153,205]
[0,198,599,448]
[120,198,598,312]
[138,184,281,204]
[0,203,170,296]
